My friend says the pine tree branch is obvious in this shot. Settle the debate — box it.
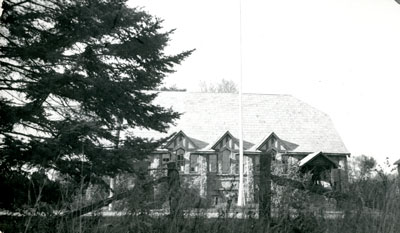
[0,87,24,91]
[0,78,35,84]
[0,60,38,74]
[1,90,29,104]
[7,0,31,9]
[4,131,49,140]
[18,121,55,136]
[57,176,169,219]
[0,31,20,47]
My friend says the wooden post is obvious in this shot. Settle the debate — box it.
[259,149,274,227]
[167,162,181,219]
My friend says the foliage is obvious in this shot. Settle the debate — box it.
[156,84,187,92]
[199,79,238,93]
[0,0,193,211]
[348,154,380,182]
[355,155,377,179]
[1,160,400,232]
[347,157,397,210]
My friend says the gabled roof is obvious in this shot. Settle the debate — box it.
[164,130,202,150]
[252,132,279,151]
[299,151,339,168]
[210,131,236,150]
[209,130,253,151]
[130,92,349,154]
[250,132,298,152]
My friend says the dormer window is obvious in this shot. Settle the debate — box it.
[211,132,240,175]
[176,148,185,172]
[221,148,231,174]
[165,130,199,151]
[211,131,239,151]
[190,154,198,173]
[255,132,297,154]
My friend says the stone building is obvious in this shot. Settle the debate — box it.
[133,92,350,207]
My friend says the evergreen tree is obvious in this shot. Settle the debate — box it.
[0,0,193,211]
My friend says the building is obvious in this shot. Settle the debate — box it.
[132,92,350,207]
[395,159,400,176]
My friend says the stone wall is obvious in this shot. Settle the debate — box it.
[148,151,349,207]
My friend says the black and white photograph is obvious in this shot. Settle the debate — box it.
[1,0,400,232]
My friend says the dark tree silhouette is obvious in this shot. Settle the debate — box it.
[0,0,193,211]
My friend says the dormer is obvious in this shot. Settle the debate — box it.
[211,131,239,151]
[165,130,198,151]
[256,132,291,152]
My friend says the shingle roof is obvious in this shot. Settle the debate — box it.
[130,91,349,154]
[299,151,339,168]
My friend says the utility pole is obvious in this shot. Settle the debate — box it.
[237,0,245,207]
[0,0,3,18]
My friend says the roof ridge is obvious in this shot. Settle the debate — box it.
[132,90,349,154]
[156,91,291,96]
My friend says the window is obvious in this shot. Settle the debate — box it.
[190,154,198,173]
[161,154,171,176]
[213,196,219,206]
[255,156,260,172]
[221,149,231,174]
[339,159,345,168]
[235,154,239,174]
[177,135,183,147]
[162,154,170,164]
[209,154,217,172]
[282,155,288,174]
[176,148,185,172]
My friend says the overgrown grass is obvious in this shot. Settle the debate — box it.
[1,174,399,233]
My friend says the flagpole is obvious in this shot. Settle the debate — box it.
[237,0,245,207]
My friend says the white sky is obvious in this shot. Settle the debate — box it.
[128,0,400,169]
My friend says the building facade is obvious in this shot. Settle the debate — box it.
[132,92,350,207]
